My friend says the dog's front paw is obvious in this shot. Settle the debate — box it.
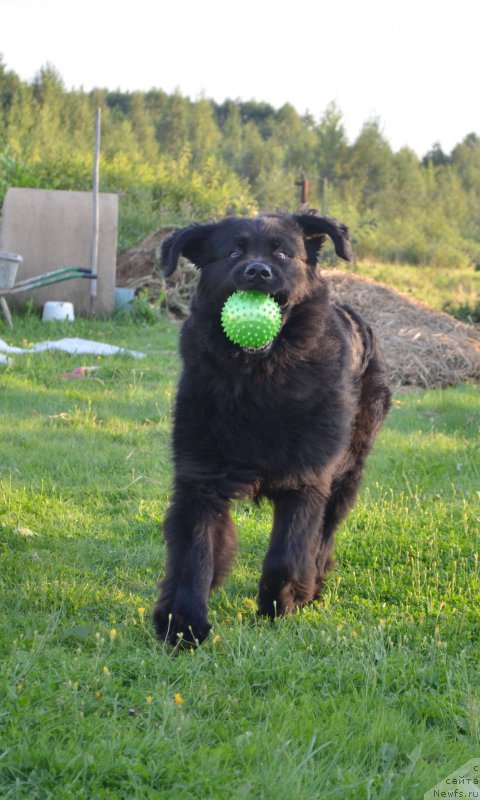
[258,574,315,618]
[152,602,211,646]
[257,592,290,619]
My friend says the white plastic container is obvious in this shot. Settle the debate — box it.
[0,252,23,289]
[42,301,75,322]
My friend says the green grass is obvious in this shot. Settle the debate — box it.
[0,312,479,799]
[353,260,480,320]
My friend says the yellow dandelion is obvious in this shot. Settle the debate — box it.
[189,647,195,654]
[351,630,358,637]
[109,628,117,641]
[102,666,111,677]
[337,622,344,631]
[146,695,154,704]
[173,693,184,706]
[73,682,79,690]
[212,635,221,644]
[237,612,243,621]
[137,607,146,623]
[245,598,255,607]
[95,691,102,700]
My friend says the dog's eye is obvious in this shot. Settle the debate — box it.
[275,249,288,260]
[229,250,241,259]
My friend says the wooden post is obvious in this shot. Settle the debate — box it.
[295,174,310,206]
[90,107,101,314]
[0,296,13,329]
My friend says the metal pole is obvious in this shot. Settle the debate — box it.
[90,107,101,314]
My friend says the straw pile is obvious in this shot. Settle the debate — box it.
[117,227,197,318]
[117,232,480,389]
[326,270,480,389]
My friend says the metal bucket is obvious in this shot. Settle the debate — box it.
[0,252,23,289]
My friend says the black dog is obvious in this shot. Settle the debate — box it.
[153,211,390,644]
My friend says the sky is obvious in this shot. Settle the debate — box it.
[1,0,479,157]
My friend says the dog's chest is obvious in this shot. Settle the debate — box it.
[205,368,348,477]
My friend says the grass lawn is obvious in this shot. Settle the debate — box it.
[0,311,479,799]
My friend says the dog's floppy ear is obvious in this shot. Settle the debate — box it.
[293,212,352,265]
[161,223,217,277]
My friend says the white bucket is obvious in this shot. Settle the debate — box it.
[42,301,75,322]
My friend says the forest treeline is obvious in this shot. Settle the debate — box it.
[1,60,479,266]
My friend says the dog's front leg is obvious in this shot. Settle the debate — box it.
[258,487,328,618]
[153,481,228,645]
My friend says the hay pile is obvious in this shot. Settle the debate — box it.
[117,232,480,389]
[326,270,480,389]
[117,227,197,318]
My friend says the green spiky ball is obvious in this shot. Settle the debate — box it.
[221,290,282,349]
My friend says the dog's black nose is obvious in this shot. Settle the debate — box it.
[244,262,273,281]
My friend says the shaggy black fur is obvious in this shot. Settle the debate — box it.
[153,211,391,645]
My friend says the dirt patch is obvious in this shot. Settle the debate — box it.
[117,232,480,389]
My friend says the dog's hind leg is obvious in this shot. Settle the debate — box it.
[312,469,361,599]
[314,357,391,598]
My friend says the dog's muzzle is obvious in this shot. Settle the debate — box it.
[233,262,289,309]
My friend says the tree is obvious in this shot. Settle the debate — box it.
[155,91,190,158]
[422,142,450,167]
[349,119,394,209]
[189,98,221,166]
[317,101,349,184]
[237,100,276,139]
[272,103,316,177]
[128,92,159,163]
[451,133,480,191]
[0,56,22,119]
[5,83,37,158]
[218,100,243,167]
[32,63,64,103]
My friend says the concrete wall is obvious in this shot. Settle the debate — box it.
[0,188,118,315]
